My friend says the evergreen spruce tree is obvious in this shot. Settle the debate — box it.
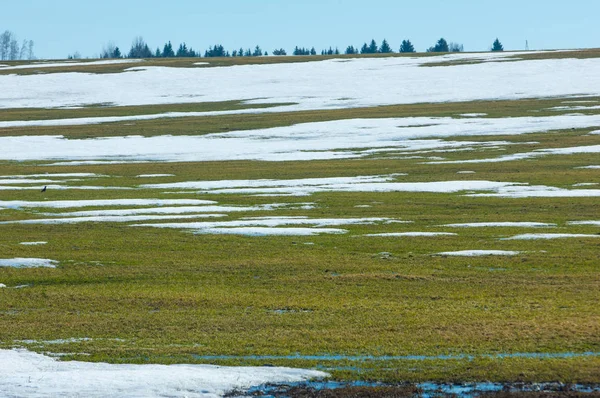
[368,39,378,53]
[155,47,161,57]
[252,45,263,56]
[162,41,175,57]
[379,39,392,53]
[491,38,504,51]
[310,47,317,55]
[345,45,357,54]
[113,47,122,58]
[334,47,340,55]
[427,38,449,52]
[399,39,415,53]
[239,47,244,56]
[360,43,369,54]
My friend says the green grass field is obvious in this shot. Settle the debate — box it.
[0,52,599,385]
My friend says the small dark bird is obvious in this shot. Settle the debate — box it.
[41,186,47,192]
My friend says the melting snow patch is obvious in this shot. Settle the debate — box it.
[0,173,101,179]
[459,113,487,117]
[573,183,598,187]
[133,217,396,235]
[567,220,600,226]
[0,284,6,288]
[0,258,57,268]
[429,144,600,164]
[1,214,226,225]
[4,115,600,163]
[363,232,457,237]
[0,349,327,398]
[502,234,600,240]
[465,185,600,198]
[194,227,347,236]
[144,176,524,196]
[135,174,175,178]
[576,165,600,169]
[19,241,48,245]
[0,199,217,209]
[444,222,556,228]
[436,250,521,256]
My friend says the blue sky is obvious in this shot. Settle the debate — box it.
[2,0,598,59]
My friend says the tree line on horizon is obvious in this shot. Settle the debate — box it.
[0,30,35,61]
[85,36,506,60]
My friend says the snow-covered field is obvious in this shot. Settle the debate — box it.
[1,52,600,111]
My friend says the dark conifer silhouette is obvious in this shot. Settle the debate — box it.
[399,40,415,53]
[491,38,504,51]
[379,39,392,53]
[427,38,449,52]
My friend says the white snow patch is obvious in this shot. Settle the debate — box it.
[363,232,457,237]
[133,217,396,235]
[459,113,487,117]
[503,233,600,240]
[443,222,556,228]
[135,174,175,178]
[573,182,598,187]
[429,144,600,164]
[0,184,130,191]
[466,185,600,198]
[0,198,216,209]
[19,241,48,245]
[0,349,327,398]
[40,204,299,218]
[0,173,101,179]
[0,284,6,288]
[1,214,226,225]
[0,258,57,268]
[0,178,64,184]
[436,250,521,256]
[4,114,600,165]
[567,220,600,226]
[457,171,476,174]
[576,165,600,169]
[548,105,600,111]
[3,115,600,164]
[144,176,523,196]
[194,227,347,236]
[193,62,210,66]
[17,338,93,345]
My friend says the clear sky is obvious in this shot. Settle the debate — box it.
[2,0,598,59]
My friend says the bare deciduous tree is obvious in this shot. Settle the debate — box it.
[0,30,13,60]
[19,39,28,60]
[101,41,118,58]
[127,36,152,58]
[9,38,19,60]
[27,40,35,60]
